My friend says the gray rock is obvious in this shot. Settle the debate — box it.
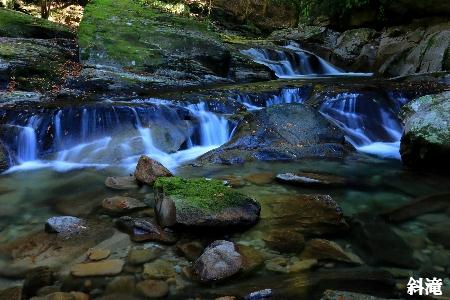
[199,104,351,164]
[400,91,450,169]
[193,240,243,282]
[44,216,87,238]
[245,289,273,300]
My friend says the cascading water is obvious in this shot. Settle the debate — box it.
[319,93,405,159]
[1,100,234,173]
[235,86,310,110]
[242,41,372,78]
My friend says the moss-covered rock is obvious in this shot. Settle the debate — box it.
[154,177,260,228]
[0,8,74,39]
[77,0,272,91]
[0,37,78,92]
[400,91,450,170]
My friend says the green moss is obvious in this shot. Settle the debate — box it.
[78,0,218,71]
[0,8,73,38]
[155,177,251,213]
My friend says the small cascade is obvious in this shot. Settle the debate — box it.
[1,101,234,173]
[319,93,405,159]
[242,42,372,78]
[235,86,310,110]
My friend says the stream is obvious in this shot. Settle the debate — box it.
[0,44,449,299]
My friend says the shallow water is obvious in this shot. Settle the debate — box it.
[1,151,449,299]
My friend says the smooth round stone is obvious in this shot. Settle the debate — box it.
[128,247,163,265]
[105,176,138,190]
[102,196,147,214]
[263,229,305,253]
[87,248,111,261]
[70,259,125,277]
[45,216,87,238]
[136,280,169,298]
[143,260,176,280]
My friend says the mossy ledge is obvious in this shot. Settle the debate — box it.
[154,177,261,228]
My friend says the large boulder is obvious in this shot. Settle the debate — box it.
[154,177,261,228]
[399,91,450,169]
[199,104,351,164]
[0,8,74,39]
[77,0,272,92]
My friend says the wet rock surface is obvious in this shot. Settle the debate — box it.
[104,176,138,190]
[300,239,363,265]
[70,259,125,277]
[193,240,243,282]
[199,104,351,164]
[154,177,261,228]
[134,155,173,186]
[400,91,450,170]
[276,172,348,187]
[102,196,147,215]
[116,216,177,243]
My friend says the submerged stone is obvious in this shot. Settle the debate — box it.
[154,177,261,228]
[45,216,87,238]
[116,216,177,244]
[134,155,172,185]
[245,289,273,300]
[70,259,125,277]
[128,247,163,265]
[102,196,147,214]
[143,259,176,280]
[193,240,243,282]
[263,229,305,253]
[87,248,111,261]
[276,172,348,187]
[300,239,363,265]
[321,290,395,300]
[104,176,138,190]
[136,279,169,298]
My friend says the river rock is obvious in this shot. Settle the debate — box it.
[321,290,395,300]
[199,104,351,164]
[134,155,172,185]
[261,194,348,236]
[70,259,124,277]
[87,248,111,261]
[382,193,450,222]
[23,267,54,298]
[45,216,87,238]
[263,229,305,253]
[243,172,274,185]
[193,240,243,282]
[116,216,177,243]
[104,176,138,190]
[245,289,273,300]
[154,177,261,228]
[104,275,137,295]
[237,245,265,274]
[0,286,22,300]
[177,241,204,261]
[300,239,363,265]
[128,247,163,265]
[102,196,147,214]
[350,215,419,268]
[400,92,450,170]
[288,259,318,273]
[143,259,176,280]
[136,280,169,298]
[276,172,348,188]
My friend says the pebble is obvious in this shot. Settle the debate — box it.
[87,248,111,261]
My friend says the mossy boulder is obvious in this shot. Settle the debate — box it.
[0,38,78,92]
[400,91,450,170]
[199,104,351,165]
[77,0,272,91]
[154,177,260,228]
[0,8,74,39]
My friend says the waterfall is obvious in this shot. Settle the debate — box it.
[1,101,234,173]
[187,102,231,146]
[235,87,309,110]
[17,116,40,162]
[319,93,405,159]
[242,42,372,78]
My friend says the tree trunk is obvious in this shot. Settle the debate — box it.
[40,0,51,19]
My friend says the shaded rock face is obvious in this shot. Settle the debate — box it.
[400,91,450,170]
[0,141,9,172]
[154,177,261,228]
[77,0,273,93]
[134,155,173,185]
[193,240,242,282]
[0,37,78,93]
[270,19,450,77]
[199,104,350,164]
